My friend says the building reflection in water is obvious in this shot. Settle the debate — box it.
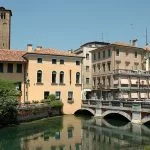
[82,118,150,150]
[21,115,82,150]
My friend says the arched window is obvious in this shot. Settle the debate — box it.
[60,71,64,84]
[52,71,57,84]
[37,70,42,83]
[76,72,80,84]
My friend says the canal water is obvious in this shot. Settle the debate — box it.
[0,115,150,150]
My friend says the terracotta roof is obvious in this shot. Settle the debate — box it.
[24,48,83,57]
[0,49,26,62]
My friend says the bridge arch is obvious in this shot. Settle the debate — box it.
[102,110,131,121]
[74,108,95,115]
[142,115,150,124]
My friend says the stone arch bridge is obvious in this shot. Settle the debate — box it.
[81,99,150,124]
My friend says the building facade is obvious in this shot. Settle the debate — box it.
[0,7,12,49]
[90,41,150,100]
[0,47,83,114]
[74,41,109,100]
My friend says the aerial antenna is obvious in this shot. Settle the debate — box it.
[101,32,104,42]
[146,28,148,46]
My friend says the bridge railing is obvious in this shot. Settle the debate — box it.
[82,99,150,112]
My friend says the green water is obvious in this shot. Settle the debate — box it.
[0,115,150,150]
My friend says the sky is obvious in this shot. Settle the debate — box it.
[0,0,150,50]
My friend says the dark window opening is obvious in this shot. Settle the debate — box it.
[76,72,80,84]
[44,91,49,99]
[37,70,42,83]
[52,59,57,64]
[76,61,80,65]
[17,64,22,73]
[0,63,3,73]
[37,58,42,63]
[7,63,13,73]
[60,60,64,64]
[52,71,57,83]
[60,71,64,84]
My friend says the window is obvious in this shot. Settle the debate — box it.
[44,91,49,99]
[15,82,21,91]
[135,51,137,58]
[60,59,64,64]
[0,63,3,73]
[86,78,90,84]
[126,50,128,56]
[76,61,80,65]
[76,72,80,84]
[68,127,74,138]
[116,49,119,56]
[86,53,89,60]
[97,64,100,71]
[16,64,22,73]
[108,49,111,57]
[37,58,42,63]
[93,53,96,60]
[52,59,57,64]
[56,91,61,100]
[60,71,64,84]
[52,71,57,84]
[102,63,105,72]
[86,66,89,72]
[93,65,96,72]
[108,63,111,71]
[37,70,42,83]
[55,131,60,139]
[98,52,100,60]
[103,51,105,58]
[7,63,13,73]
[68,91,73,100]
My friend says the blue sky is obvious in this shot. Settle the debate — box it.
[1,0,150,50]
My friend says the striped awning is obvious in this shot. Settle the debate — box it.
[120,79,129,84]
[131,93,138,98]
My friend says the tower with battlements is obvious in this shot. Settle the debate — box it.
[0,7,12,49]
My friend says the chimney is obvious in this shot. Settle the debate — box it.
[27,44,32,52]
[131,39,138,46]
[35,46,42,51]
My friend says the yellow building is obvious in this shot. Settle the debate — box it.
[0,47,83,114]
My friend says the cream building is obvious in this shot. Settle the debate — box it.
[0,46,83,114]
[90,41,150,100]
[74,41,109,100]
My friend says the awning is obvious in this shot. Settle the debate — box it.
[131,93,138,98]
[141,93,147,98]
[120,79,129,84]
[122,94,129,98]
[131,79,138,85]
[140,80,147,85]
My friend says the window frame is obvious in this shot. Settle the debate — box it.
[52,59,57,64]
[16,64,22,73]
[0,63,4,73]
[55,91,61,100]
[52,71,57,84]
[37,70,42,83]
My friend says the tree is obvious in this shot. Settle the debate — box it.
[0,79,18,126]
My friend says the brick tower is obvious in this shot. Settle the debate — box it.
[0,7,12,49]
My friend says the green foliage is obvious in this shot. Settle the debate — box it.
[49,100,63,108]
[0,79,18,125]
[47,94,56,101]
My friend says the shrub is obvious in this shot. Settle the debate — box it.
[0,79,18,125]
[47,94,56,101]
[49,100,63,108]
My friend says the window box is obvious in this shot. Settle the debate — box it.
[36,82,44,85]
[51,83,58,85]
[59,83,66,86]
[68,99,74,104]
[75,83,82,86]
